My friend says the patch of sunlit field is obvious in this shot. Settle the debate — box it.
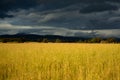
[0,43,120,80]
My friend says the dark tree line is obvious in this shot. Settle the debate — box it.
[0,37,118,43]
[0,38,26,43]
[81,37,117,43]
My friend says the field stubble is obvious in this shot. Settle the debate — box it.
[0,43,120,80]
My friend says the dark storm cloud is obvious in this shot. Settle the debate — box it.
[0,0,44,18]
[0,0,120,37]
[80,3,118,13]
[0,12,13,18]
[0,0,120,12]
[3,4,120,30]
[0,0,120,18]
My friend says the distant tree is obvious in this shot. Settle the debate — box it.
[84,40,88,43]
[37,39,42,42]
[90,37,102,43]
[77,40,83,43]
[17,38,26,43]
[2,38,8,43]
[42,38,48,43]
[100,40,108,43]
[55,38,62,43]
[106,38,116,43]
[0,39,2,42]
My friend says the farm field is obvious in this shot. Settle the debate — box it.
[0,43,120,80]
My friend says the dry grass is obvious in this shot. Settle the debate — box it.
[0,43,120,80]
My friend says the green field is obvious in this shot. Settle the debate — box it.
[0,43,120,80]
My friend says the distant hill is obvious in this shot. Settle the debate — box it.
[0,33,120,43]
[0,33,87,42]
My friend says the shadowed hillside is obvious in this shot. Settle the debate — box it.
[0,33,120,43]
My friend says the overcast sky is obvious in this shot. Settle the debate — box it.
[0,0,120,37]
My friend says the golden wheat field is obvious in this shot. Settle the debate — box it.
[0,43,120,80]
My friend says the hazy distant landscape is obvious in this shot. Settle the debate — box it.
[0,33,119,43]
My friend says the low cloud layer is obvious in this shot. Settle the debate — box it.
[0,23,120,38]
